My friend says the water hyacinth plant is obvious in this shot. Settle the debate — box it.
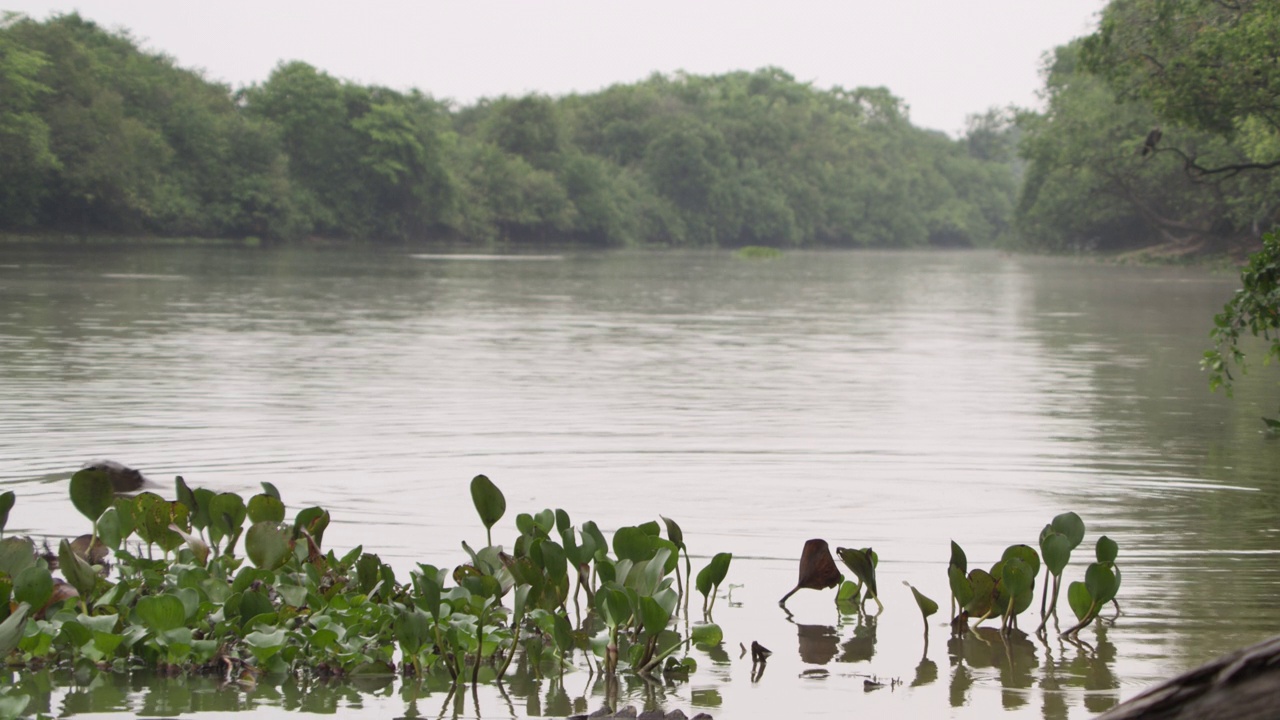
[0,470,731,696]
[946,513,1119,639]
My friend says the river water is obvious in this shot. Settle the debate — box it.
[1,244,1278,719]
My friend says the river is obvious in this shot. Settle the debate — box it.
[1,244,1278,719]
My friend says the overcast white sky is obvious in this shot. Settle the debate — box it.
[7,1,1106,135]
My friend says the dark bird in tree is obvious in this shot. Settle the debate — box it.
[1141,126,1163,157]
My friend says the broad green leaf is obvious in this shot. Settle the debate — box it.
[1085,562,1119,604]
[0,537,35,578]
[595,586,631,630]
[394,607,432,654]
[638,595,672,638]
[613,526,656,562]
[244,627,288,662]
[904,582,939,619]
[533,539,568,581]
[1051,512,1086,549]
[695,553,732,597]
[14,566,52,609]
[690,622,723,645]
[260,481,281,501]
[1000,557,1034,599]
[1040,532,1073,576]
[1001,544,1041,579]
[964,569,995,616]
[470,475,506,533]
[247,493,285,524]
[1096,536,1119,563]
[246,521,292,570]
[69,468,115,524]
[136,594,186,633]
[1067,581,1093,621]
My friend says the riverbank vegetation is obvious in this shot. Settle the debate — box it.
[0,12,1016,249]
[1,3,1276,256]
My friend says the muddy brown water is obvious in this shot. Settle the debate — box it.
[2,245,1278,719]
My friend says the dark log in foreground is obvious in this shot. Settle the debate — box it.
[1098,633,1280,720]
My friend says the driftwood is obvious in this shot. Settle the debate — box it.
[1098,634,1280,720]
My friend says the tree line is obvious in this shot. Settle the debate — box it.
[1013,0,1280,254]
[0,12,1018,248]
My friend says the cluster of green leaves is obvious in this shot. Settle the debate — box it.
[1204,230,1280,416]
[947,512,1120,638]
[456,475,729,681]
[0,14,1017,248]
[0,472,730,693]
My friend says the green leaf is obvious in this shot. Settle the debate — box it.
[246,522,292,570]
[660,516,685,549]
[260,482,281,501]
[1096,536,1119,563]
[0,491,14,536]
[613,526,656,562]
[1040,532,1073,576]
[595,586,631,630]
[13,566,52,609]
[695,553,732,598]
[0,603,30,656]
[58,539,97,599]
[904,582,939,619]
[1001,544,1041,579]
[1051,512,1086,549]
[638,594,672,638]
[690,622,723,645]
[949,540,967,573]
[836,547,878,598]
[244,627,288,662]
[1067,581,1093,621]
[948,566,973,608]
[470,475,506,533]
[136,594,186,633]
[963,569,995,616]
[0,537,35,578]
[293,507,330,549]
[1085,562,1119,605]
[394,607,432,655]
[247,493,286,524]
[69,468,115,524]
[175,476,198,516]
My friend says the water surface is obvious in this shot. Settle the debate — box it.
[1,245,1278,719]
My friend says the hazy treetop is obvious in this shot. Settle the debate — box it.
[9,0,1104,135]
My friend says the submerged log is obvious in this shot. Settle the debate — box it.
[1098,634,1280,720]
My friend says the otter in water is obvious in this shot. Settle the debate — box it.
[81,459,149,493]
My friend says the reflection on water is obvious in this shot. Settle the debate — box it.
[2,245,1280,718]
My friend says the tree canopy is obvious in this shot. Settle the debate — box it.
[0,13,1018,248]
[1014,0,1280,254]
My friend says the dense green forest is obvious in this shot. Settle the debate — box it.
[0,12,1017,248]
[2,3,1277,252]
[1014,0,1279,255]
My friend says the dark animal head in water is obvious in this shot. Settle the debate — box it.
[82,459,148,493]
